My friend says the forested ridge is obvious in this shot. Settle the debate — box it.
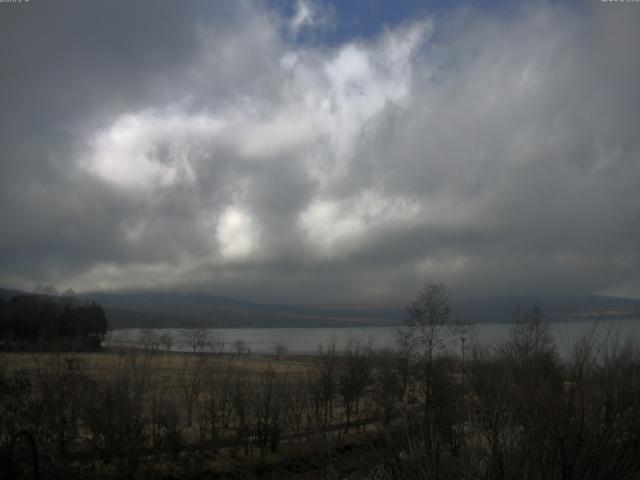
[0,294,107,350]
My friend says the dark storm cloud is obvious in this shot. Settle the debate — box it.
[0,1,638,301]
[0,0,272,286]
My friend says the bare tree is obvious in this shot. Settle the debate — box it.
[177,355,205,428]
[287,375,310,440]
[158,332,173,352]
[181,324,210,353]
[197,357,236,450]
[209,329,226,355]
[81,347,155,478]
[229,368,253,457]
[395,281,455,479]
[371,347,403,426]
[149,381,182,452]
[136,330,161,353]
[494,308,640,480]
[397,282,453,407]
[315,340,338,433]
[273,343,287,360]
[232,338,247,356]
[338,338,372,431]
[253,366,290,456]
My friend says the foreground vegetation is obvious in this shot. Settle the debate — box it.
[2,284,640,479]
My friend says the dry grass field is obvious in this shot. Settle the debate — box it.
[4,315,640,479]
[0,349,315,378]
[1,345,392,478]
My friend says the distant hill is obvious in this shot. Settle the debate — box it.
[1,287,639,329]
[452,295,640,324]
[72,291,640,329]
[77,292,400,328]
[0,287,25,300]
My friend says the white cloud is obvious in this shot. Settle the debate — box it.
[289,0,334,37]
[83,111,223,191]
[52,2,640,299]
[233,107,317,160]
[299,190,421,259]
[81,16,430,262]
[216,206,260,261]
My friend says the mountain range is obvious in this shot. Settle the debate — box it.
[2,287,639,329]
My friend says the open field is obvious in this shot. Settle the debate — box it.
[4,316,640,479]
[0,349,316,377]
[1,345,408,479]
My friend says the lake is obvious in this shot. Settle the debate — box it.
[106,318,640,358]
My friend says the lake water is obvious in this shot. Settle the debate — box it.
[106,318,640,358]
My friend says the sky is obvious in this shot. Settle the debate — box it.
[0,0,639,303]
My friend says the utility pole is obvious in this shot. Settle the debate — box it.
[460,335,467,426]
[460,336,466,393]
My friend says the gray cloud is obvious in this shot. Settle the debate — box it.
[1,1,638,302]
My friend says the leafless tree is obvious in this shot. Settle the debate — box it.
[232,338,248,356]
[181,324,210,353]
[315,340,339,433]
[158,332,173,352]
[286,374,310,440]
[253,366,290,456]
[208,329,226,355]
[81,347,155,478]
[136,330,161,353]
[273,343,287,360]
[338,338,372,431]
[395,282,458,478]
[397,282,452,404]
[229,368,253,457]
[177,355,205,428]
[371,347,403,426]
[149,381,181,452]
[197,357,235,451]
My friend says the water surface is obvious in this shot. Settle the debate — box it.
[106,318,640,358]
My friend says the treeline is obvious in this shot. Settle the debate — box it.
[4,320,640,478]
[2,283,640,479]
[0,294,108,350]
[2,337,392,478]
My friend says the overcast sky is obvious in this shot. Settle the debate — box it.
[1,0,638,303]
